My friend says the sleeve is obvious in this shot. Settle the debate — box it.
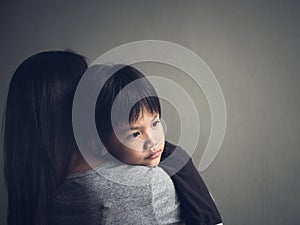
[160,141,223,225]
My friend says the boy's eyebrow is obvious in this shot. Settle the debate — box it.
[119,115,159,133]
[129,115,159,130]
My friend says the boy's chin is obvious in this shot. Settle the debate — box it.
[143,158,161,167]
[145,164,158,168]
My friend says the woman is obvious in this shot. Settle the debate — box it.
[2,51,184,225]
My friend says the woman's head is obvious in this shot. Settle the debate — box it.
[3,50,88,225]
[95,65,165,167]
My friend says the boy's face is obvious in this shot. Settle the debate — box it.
[106,109,165,167]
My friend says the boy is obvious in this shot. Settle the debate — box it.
[95,64,223,225]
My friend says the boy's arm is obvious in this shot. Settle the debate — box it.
[160,141,222,225]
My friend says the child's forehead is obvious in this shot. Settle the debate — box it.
[116,111,160,131]
[131,111,159,124]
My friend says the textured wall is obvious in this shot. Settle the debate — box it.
[1,1,299,224]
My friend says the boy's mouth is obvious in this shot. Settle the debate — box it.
[145,150,162,159]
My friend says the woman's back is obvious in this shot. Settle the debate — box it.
[50,161,184,225]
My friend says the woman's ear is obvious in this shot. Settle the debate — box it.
[101,147,108,155]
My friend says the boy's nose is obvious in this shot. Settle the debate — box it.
[143,132,157,150]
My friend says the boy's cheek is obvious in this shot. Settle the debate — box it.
[109,141,146,162]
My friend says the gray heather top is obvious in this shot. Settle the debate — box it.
[49,161,184,225]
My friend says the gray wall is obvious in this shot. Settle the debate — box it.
[1,1,299,224]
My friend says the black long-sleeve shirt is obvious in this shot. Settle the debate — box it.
[160,141,222,225]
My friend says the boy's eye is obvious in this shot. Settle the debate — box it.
[132,132,140,137]
[127,131,140,140]
[152,120,160,128]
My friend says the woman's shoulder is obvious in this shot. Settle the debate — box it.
[65,160,171,185]
[93,160,170,186]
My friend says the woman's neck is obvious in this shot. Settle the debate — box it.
[68,154,104,174]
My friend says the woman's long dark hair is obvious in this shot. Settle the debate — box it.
[2,50,88,225]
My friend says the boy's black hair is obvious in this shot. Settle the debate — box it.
[95,65,161,146]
